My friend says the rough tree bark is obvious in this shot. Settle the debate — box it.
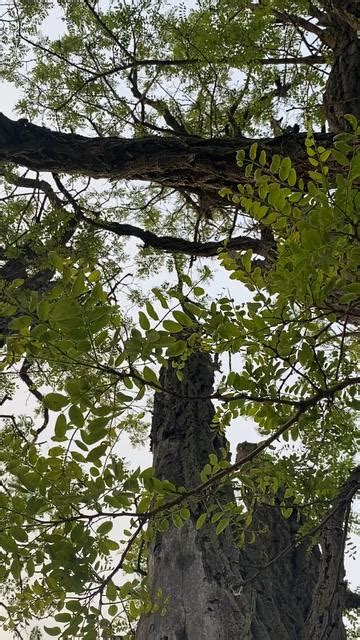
[136,354,356,640]
[323,1,360,131]
[0,113,337,196]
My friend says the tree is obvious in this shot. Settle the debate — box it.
[0,0,359,638]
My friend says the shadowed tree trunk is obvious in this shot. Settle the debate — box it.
[136,353,355,640]
[323,0,360,131]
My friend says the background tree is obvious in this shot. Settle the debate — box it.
[0,0,359,638]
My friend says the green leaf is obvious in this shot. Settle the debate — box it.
[166,340,187,357]
[287,167,297,186]
[270,154,281,173]
[163,320,183,333]
[69,404,84,427]
[137,495,151,513]
[72,272,86,297]
[196,513,207,529]
[320,149,331,162]
[54,413,67,438]
[152,288,168,308]
[146,301,159,320]
[243,249,252,273]
[172,513,183,528]
[9,315,32,331]
[66,600,82,612]
[142,366,159,385]
[37,300,50,321]
[290,426,299,441]
[172,310,193,327]
[51,299,81,321]
[88,269,101,282]
[88,417,110,430]
[48,446,64,457]
[49,252,64,271]
[301,228,320,250]
[245,163,253,177]
[139,311,150,331]
[26,558,35,577]
[108,604,118,616]
[298,343,313,366]
[44,627,61,637]
[332,150,349,166]
[344,283,360,294]
[106,580,117,601]
[54,613,72,623]
[344,113,358,129]
[279,157,292,181]
[249,142,258,161]
[215,517,230,534]
[308,157,319,167]
[259,149,266,166]
[236,149,245,166]
[98,521,113,536]
[11,527,28,542]
[0,534,18,553]
[43,393,69,411]
[87,444,108,462]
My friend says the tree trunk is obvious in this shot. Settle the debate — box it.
[136,353,349,640]
[323,1,360,131]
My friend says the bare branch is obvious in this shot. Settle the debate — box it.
[19,359,49,436]
[274,10,335,48]
[81,214,272,258]
[258,55,325,65]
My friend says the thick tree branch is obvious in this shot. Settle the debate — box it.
[19,359,49,436]
[0,171,64,209]
[258,55,325,65]
[81,214,272,258]
[0,113,336,196]
[129,67,190,136]
[51,172,272,259]
[274,10,335,48]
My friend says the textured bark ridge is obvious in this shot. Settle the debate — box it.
[324,1,360,131]
[0,112,335,195]
[136,353,250,640]
[136,353,349,640]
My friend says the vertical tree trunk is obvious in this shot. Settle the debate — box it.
[136,352,249,639]
[136,353,348,639]
[324,1,360,131]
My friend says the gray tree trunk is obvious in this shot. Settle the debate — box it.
[323,0,360,131]
[136,353,348,640]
